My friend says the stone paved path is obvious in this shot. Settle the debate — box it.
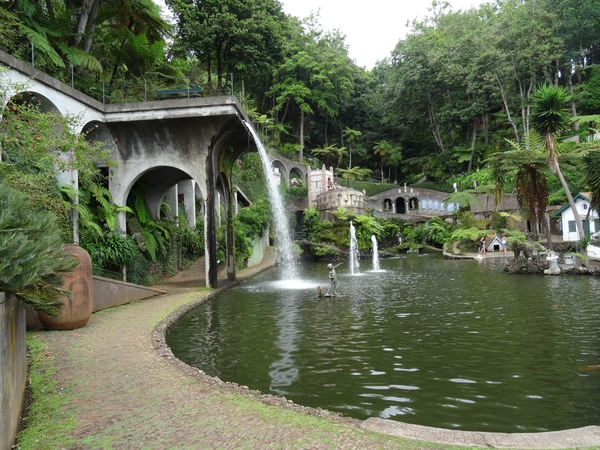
[36,248,600,449]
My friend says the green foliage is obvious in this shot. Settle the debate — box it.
[489,211,509,232]
[232,198,271,268]
[448,169,496,192]
[456,210,487,229]
[300,206,386,251]
[422,217,455,246]
[232,153,268,203]
[337,166,372,183]
[0,80,114,241]
[16,334,76,449]
[352,215,385,249]
[0,181,77,316]
[127,183,169,262]
[450,227,486,243]
[286,185,308,198]
[80,230,137,271]
[582,150,600,212]
[346,180,397,196]
[301,207,321,238]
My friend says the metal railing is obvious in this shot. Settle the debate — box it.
[0,30,234,104]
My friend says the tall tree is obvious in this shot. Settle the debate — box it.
[531,84,585,239]
[168,0,287,94]
[342,127,361,169]
[269,14,354,161]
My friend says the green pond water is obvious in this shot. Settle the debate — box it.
[166,253,600,433]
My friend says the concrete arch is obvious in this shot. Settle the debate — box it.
[289,167,305,186]
[111,158,202,233]
[15,91,61,114]
[396,197,406,214]
[270,154,308,187]
[271,159,287,186]
[383,198,392,211]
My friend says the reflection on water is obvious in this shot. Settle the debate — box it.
[166,254,600,432]
[269,295,299,393]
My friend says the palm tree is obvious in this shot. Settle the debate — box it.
[373,140,392,183]
[311,144,346,169]
[531,84,585,240]
[342,127,361,170]
[384,145,403,183]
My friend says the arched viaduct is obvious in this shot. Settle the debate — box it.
[1,49,260,288]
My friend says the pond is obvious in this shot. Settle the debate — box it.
[166,254,600,433]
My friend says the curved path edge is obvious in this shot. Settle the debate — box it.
[152,254,600,449]
[361,418,600,449]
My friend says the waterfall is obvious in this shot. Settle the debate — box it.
[244,123,297,279]
[349,221,360,275]
[371,235,380,271]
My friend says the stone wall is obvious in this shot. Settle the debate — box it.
[248,231,270,268]
[0,292,27,450]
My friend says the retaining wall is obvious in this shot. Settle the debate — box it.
[0,292,27,450]
[247,232,270,268]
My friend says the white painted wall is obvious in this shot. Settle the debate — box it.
[559,197,599,241]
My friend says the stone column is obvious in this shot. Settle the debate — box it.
[226,184,236,282]
[205,161,218,288]
[164,185,179,220]
[179,179,196,228]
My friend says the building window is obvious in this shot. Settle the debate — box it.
[568,221,576,232]
[594,219,600,233]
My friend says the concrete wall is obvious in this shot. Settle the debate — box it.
[91,276,165,312]
[247,231,270,268]
[0,292,27,450]
[25,277,166,329]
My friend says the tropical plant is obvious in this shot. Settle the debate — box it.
[582,150,600,214]
[338,166,372,184]
[352,214,385,249]
[531,84,585,239]
[0,182,77,316]
[127,183,169,262]
[342,127,361,169]
[442,190,483,210]
[423,217,454,246]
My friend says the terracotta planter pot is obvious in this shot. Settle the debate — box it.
[38,244,93,330]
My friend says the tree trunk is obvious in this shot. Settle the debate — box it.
[567,70,580,131]
[467,118,477,173]
[548,135,585,240]
[216,43,223,95]
[425,89,444,151]
[544,210,554,250]
[299,109,304,162]
[483,114,489,145]
[71,0,97,48]
[81,0,99,53]
[495,72,520,144]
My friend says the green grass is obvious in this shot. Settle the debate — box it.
[15,333,76,450]
[224,391,477,449]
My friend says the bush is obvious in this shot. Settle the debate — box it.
[0,182,77,316]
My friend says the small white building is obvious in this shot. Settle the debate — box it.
[552,193,599,241]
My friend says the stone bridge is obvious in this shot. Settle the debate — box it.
[0,49,261,288]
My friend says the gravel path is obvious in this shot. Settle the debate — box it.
[37,253,430,449]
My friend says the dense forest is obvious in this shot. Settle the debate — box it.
[2,0,600,303]
[1,0,600,184]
